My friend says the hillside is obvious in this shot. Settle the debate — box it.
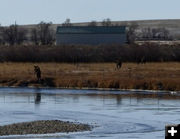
[73,19,180,39]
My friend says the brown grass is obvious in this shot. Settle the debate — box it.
[0,62,179,91]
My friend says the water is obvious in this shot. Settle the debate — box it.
[0,87,179,139]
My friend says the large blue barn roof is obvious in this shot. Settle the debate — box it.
[56,26,126,34]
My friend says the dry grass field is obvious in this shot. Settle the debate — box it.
[0,62,179,91]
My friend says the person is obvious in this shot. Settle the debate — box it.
[34,66,41,82]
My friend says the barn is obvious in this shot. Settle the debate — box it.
[56,26,127,45]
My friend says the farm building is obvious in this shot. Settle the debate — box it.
[56,26,127,45]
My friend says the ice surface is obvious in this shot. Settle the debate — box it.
[0,87,179,139]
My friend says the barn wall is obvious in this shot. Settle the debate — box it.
[56,34,127,45]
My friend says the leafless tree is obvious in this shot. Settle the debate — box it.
[30,22,55,45]
[2,24,17,45]
[31,28,39,45]
[155,28,170,40]
[1,24,27,45]
[62,18,72,26]
[127,23,139,44]
[37,21,55,45]
[102,18,112,26]
[141,27,170,40]
[88,20,97,26]
[141,27,152,40]
[16,27,27,45]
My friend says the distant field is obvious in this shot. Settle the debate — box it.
[0,62,179,91]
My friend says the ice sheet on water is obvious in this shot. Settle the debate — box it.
[0,87,179,139]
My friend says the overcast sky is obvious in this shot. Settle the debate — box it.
[0,0,180,25]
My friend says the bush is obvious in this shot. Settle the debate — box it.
[0,44,179,63]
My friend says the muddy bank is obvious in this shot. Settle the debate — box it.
[0,120,91,136]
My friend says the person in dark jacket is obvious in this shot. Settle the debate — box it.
[34,66,41,82]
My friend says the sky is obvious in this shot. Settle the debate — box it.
[0,0,180,26]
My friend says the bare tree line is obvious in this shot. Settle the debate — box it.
[0,23,27,45]
[0,22,55,45]
[140,27,171,40]
[31,21,55,45]
[0,18,172,46]
[0,18,117,45]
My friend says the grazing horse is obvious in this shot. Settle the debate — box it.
[34,66,41,82]
[116,59,122,69]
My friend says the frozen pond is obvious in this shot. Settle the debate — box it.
[0,87,180,139]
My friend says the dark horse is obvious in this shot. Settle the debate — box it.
[116,59,122,69]
[34,66,41,82]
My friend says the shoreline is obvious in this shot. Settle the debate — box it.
[0,85,179,94]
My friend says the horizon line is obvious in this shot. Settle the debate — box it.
[2,18,180,27]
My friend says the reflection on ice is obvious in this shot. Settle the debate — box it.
[35,93,41,104]
[0,87,179,139]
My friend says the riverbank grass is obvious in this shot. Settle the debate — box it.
[0,62,179,91]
